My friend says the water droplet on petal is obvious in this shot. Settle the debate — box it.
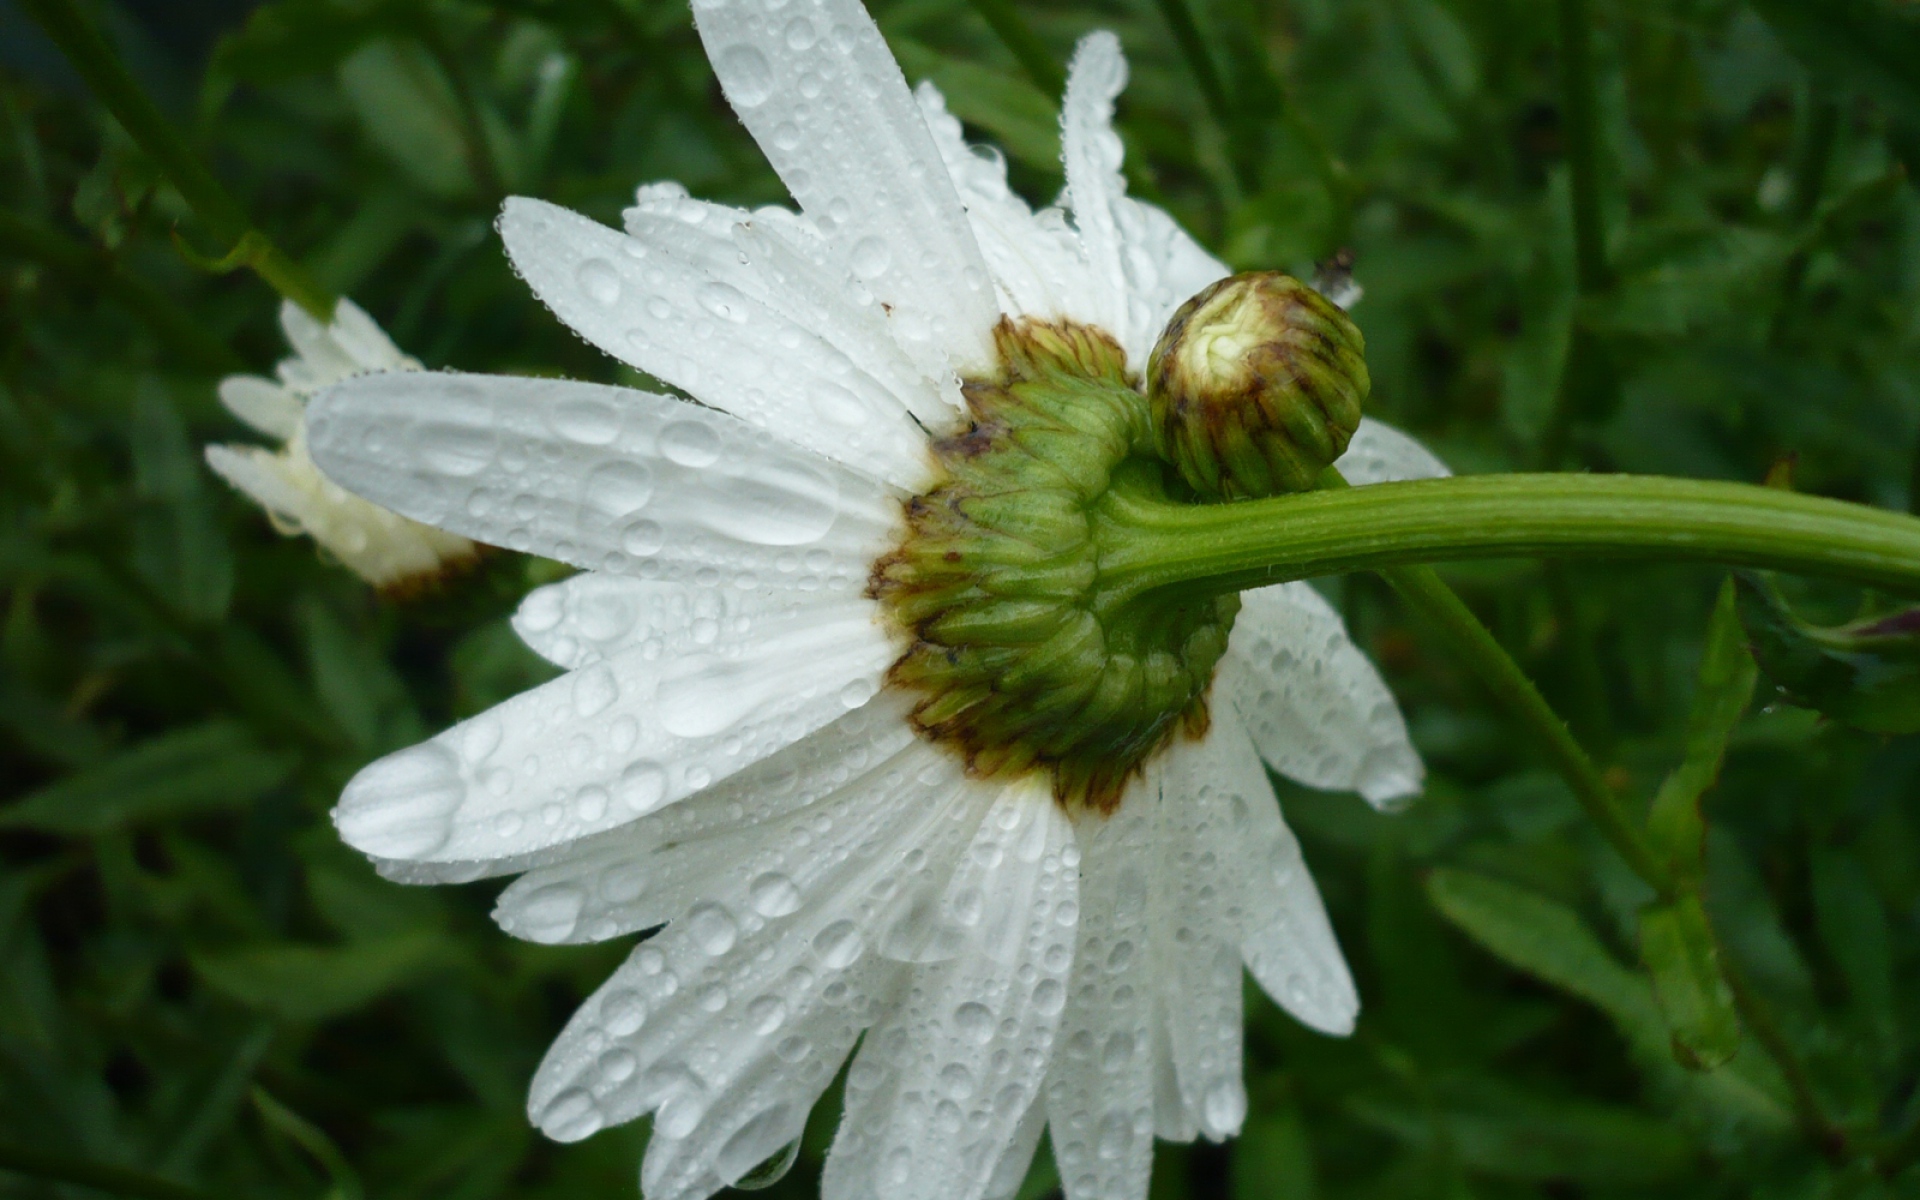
[714,1105,800,1188]
[577,259,622,306]
[784,17,816,48]
[750,872,801,917]
[510,883,585,942]
[572,665,619,717]
[849,236,890,280]
[618,760,667,812]
[747,994,787,1034]
[814,919,863,969]
[1032,978,1065,1016]
[334,742,464,858]
[600,989,648,1036]
[697,282,751,324]
[686,901,738,955]
[953,1001,994,1044]
[539,1088,603,1141]
[660,420,721,467]
[718,45,773,107]
[583,461,653,516]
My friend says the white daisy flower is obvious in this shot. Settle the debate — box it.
[304,8,1450,1199]
[204,298,479,590]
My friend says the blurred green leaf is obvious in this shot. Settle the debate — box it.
[192,933,449,1021]
[1735,572,1920,734]
[1349,1088,1693,1185]
[0,721,293,835]
[338,38,476,199]
[1646,579,1757,878]
[1749,0,1920,120]
[214,0,400,82]
[1425,868,1658,1032]
[132,380,233,623]
[253,1087,365,1200]
[1638,895,1741,1070]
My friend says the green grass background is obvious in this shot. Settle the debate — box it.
[5,0,1920,1196]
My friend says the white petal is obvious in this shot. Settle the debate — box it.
[203,435,475,589]
[1110,195,1229,363]
[1204,719,1359,1036]
[915,82,1101,328]
[1148,747,1246,1142]
[1335,418,1451,485]
[330,598,897,863]
[277,297,415,394]
[368,690,920,889]
[1046,796,1155,1200]
[983,1099,1048,1200]
[306,371,903,588]
[691,0,998,375]
[513,574,861,672]
[1059,35,1232,369]
[527,745,974,1181]
[1060,33,1132,347]
[492,693,921,944]
[1222,582,1424,807]
[498,198,939,486]
[825,785,1079,1200]
[218,376,303,439]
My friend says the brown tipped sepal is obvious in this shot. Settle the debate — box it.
[1147,272,1369,500]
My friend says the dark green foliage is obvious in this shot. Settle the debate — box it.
[4,0,1920,1198]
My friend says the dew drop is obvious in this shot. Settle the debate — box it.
[577,259,622,306]
[774,1035,810,1063]
[1096,1111,1134,1161]
[1032,978,1066,1016]
[572,665,619,717]
[600,988,648,1036]
[783,16,816,48]
[771,122,801,150]
[575,785,609,823]
[539,1088,603,1141]
[598,1046,638,1083]
[814,919,864,969]
[616,760,667,814]
[849,236,891,280]
[1202,1079,1247,1135]
[698,982,730,1012]
[718,45,774,107]
[621,519,665,556]
[747,994,788,1034]
[583,461,653,516]
[697,282,751,324]
[750,872,801,917]
[715,1105,799,1187]
[686,901,739,956]
[660,420,722,467]
[509,883,585,943]
[334,742,464,858]
[953,1001,994,1044]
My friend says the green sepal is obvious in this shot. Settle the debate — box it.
[1734,571,1920,734]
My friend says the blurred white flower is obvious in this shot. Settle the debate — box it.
[305,8,1448,1200]
[204,299,478,590]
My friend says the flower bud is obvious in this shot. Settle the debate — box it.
[1147,272,1369,500]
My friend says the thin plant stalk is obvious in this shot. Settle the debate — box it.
[17,0,336,321]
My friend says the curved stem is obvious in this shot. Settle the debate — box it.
[18,0,336,321]
[1096,472,1920,599]
[1379,562,1666,889]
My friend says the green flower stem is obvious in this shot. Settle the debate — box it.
[963,0,1066,98]
[1096,472,1920,600]
[18,0,336,322]
[0,1143,223,1200]
[1379,561,1666,889]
